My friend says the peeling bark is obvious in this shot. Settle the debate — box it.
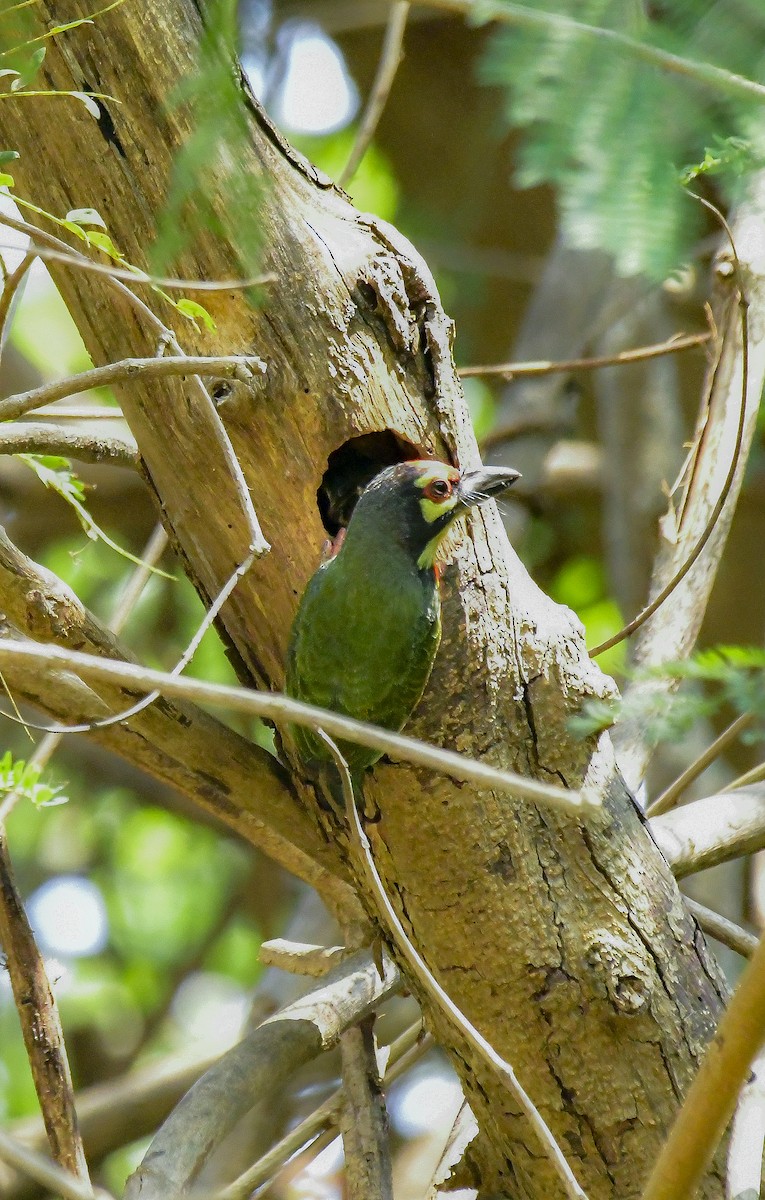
[0,4,733,1195]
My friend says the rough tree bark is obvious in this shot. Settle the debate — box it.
[0,4,736,1197]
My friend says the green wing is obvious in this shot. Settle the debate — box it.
[286,556,441,773]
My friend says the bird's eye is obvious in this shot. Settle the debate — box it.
[425,479,452,501]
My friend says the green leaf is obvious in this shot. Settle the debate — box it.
[0,750,68,808]
[175,297,217,332]
[0,150,20,164]
[0,173,14,188]
[65,207,107,230]
[59,219,89,241]
[48,18,95,36]
[85,229,122,259]
[679,135,762,185]
[14,46,45,89]
[18,454,176,578]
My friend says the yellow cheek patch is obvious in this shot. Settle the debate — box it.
[417,521,460,569]
[419,494,459,525]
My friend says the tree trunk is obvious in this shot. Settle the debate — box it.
[0,4,731,1195]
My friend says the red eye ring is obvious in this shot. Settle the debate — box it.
[425,478,452,501]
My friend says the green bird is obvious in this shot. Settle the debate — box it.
[285,458,520,776]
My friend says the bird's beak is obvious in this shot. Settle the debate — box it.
[457,465,521,510]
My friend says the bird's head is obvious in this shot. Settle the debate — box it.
[344,458,521,569]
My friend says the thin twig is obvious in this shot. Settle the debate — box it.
[0,837,91,1190]
[0,421,137,466]
[646,712,754,817]
[0,249,35,350]
[339,1,410,186]
[0,524,166,828]
[459,331,710,380]
[124,948,401,1200]
[0,354,266,423]
[722,760,765,793]
[0,528,337,899]
[0,1131,107,1200]
[217,1020,429,1200]
[591,240,748,657]
[0,639,595,813]
[685,898,757,960]
[641,926,765,1200]
[317,730,590,1200]
[421,0,765,103]
[0,212,182,335]
[109,523,169,631]
[0,210,270,557]
[0,526,170,1187]
[0,237,277,290]
[11,553,259,735]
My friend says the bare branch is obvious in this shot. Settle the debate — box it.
[1,1049,220,1197]
[647,713,754,817]
[0,524,165,829]
[721,760,765,793]
[641,928,765,1200]
[650,785,765,878]
[590,278,748,658]
[0,421,138,466]
[339,1016,393,1200]
[685,898,757,960]
[0,836,90,1188]
[259,938,347,976]
[0,355,266,424]
[611,173,765,790]
[319,731,590,1200]
[460,331,710,381]
[218,1020,429,1200]
[339,1,410,187]
[123,947,401,1200]
[0,1131,107,1200]
[109,523,169,631]
[0,210,270,558]
[0,640,596,814]
[0,529,336,890]
[0,251,35,348]
[0,220,276,291]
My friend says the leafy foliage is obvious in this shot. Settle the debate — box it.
[0,750,67,808]
[0,42,110,114]
[480,0,765,278]
[680,134,764,185]
[0,178,216,331]
[151,0,262,286]
[570,644,765,742]
[18,455,173,576]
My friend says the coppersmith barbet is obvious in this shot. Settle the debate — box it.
[286,459,520,775]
